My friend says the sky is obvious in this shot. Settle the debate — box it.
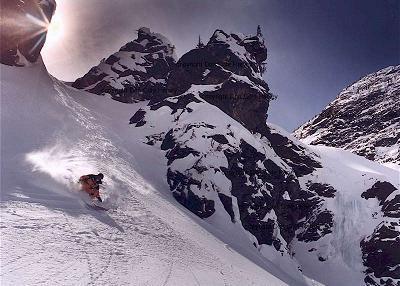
[42,0,400,131]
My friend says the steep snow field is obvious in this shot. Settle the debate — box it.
[0,60,298,286]
[294,146,399,286]
[269,125,400,286]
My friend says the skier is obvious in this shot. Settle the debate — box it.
[78,173,104,202]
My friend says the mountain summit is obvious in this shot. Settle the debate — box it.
[73,27,177,103]
[295,65,400,166]
[167,29,270,133]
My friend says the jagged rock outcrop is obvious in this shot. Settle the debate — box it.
[361,182,400,286]
[166,28,322,176]
[294,65,400,165]
[0,0,56,66]
[361,221,400,286]
[167,29,270,133]
[131,87,332,255]
[128,28,338,280]
[73,27,177,103]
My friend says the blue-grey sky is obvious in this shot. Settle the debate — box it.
[42,0,400,131]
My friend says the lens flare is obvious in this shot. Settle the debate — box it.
[23,1,62,52]
[24,4,51,53]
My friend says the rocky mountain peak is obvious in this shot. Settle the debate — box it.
[0,0,56,66]
[295,65,400,165]
[164,28,319,177]
[167,28,270,133]
[121,27,176,58]
[208,28,267,64]
[73,27,176,103]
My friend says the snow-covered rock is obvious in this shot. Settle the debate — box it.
[0,0,56,66]
[73,27,177,103]
[294,65,400,166]
[361,181,400,285]
[128,29,400,286]
[130,82,400,286]
[167,29,270,133]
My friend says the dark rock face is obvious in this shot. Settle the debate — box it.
[361,222,400,286]
[150,93,202,114]
[73,27,177,103]
[218,193,235,222]
[167,29,271,133]
[201,81,269,133]
[222,140,293,247]
[129,109,146,126]
[0,0,56,66]
[264,127,322,177]
[165,143,200,166]
[222,140,330,248]
[307,183,336,198]
[361,181,400,285]
[361,181,400,218]
[382,194,400,218]
[167,169,215,218]
[297,210,333,242]
[208,134,229,144]
[295,65,400,165]
[362,181,397,205]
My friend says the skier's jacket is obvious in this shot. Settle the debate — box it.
[79,174,102,198]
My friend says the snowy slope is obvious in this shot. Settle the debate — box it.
[0,59,303,286]
[293,146,400,286]
[294,65,400,166]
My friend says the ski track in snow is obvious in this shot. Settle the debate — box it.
[1,189,252,286]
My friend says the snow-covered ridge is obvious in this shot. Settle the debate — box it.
[73,27,177,103]
[167,27,270,134]
[294,65,400,166]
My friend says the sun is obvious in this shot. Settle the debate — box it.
[45,11,63,46]
[44,2,65,47]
